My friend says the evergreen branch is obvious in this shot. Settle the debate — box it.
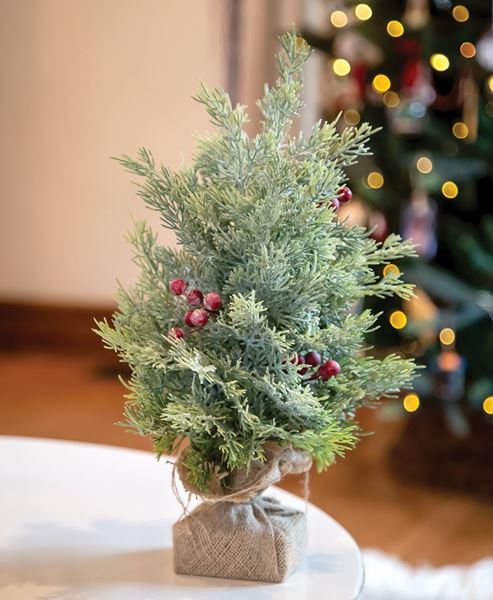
[258,31,310,143]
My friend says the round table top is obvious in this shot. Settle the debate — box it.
[0,436,364,599]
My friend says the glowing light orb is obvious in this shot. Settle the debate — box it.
[430,53,450,72]
[403,393,420,412]
[389,310,407,329]
[372,74,391,93]
[416,156,433,173]
[452,5,469,22]
[387,20,404,37]
[441,181,458,198]
[383,91,400,108]
[452,122,469,139]
[332,58,351,76]
[439,328,456,345]
[343,109,361,125]
[460,42,476,58]
[367,171,384,188]
[355,4,372,20]
[330,10,348,28]
[383,264,400,277]
[483,396,493,415]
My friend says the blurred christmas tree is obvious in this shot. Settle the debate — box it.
[304,0,493,496]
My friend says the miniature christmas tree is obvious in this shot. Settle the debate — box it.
[96,31,417,583]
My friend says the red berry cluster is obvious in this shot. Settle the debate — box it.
[331,186,353,211]
[318,186,353,211]
[167,279,222,339]
[292,351,341,381]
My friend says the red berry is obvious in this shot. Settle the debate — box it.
[168,327,185,339]
[290,354,305,363]
[190,308,209,328]
[294,354,308,375]
[186,289,203,306]
[169,278,187,295]
[304,351,321,367]
[184,310,194,327]
[317,359,341,380]
[203,292,222,311]
[290,353,303,365]
[331,198,340,210]
[338,186,353,204]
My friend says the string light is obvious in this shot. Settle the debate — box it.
[460,42,476,58]
[452,122,469,139]
[483,396,493,415]
[330,10,348,27]
[441,181,459,198]
[387,20,405,37]
[367,171,384,188]
[430,53,450,72]
[355,3,372,20]
[372,74,391,93]
[452,5,469,22]
[439,327,456,345]
[383,91,400,108]
[332,58,351,76]
[383,264,400,277]
[488,76,493,93]
[403,393,420,412]
[389,310,407,329]
[416,156,433,173]
[486,101,493,117]
[343,109,361,125]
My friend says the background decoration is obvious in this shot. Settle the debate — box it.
[303,0,493,497]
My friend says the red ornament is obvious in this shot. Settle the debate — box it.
[186,289,203,306]
[401,59,420,90]
[352,62,367,101]
[204,292,222,311]
[304,351,322,367]
[396,38,420,58]
[190,308,209,328]
[184,310,194,327]
[317,359,341,380]
[331,198,340,210]
[338,186,353,205]
[169,278,187,295]
[168,326,185,339]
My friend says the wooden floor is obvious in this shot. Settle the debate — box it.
[1,351,492,566]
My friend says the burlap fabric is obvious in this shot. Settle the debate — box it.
[173,443,312,583]
[173,495,306,582]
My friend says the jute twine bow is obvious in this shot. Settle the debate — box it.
[172,442,312,508]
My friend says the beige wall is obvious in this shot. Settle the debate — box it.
[0,0,226,305]
[0,0,301,305]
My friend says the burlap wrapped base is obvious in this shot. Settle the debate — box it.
[173,495,307,583]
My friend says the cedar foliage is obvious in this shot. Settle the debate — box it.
[96,32,417,492]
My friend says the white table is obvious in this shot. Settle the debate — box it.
[0,436,364,599]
